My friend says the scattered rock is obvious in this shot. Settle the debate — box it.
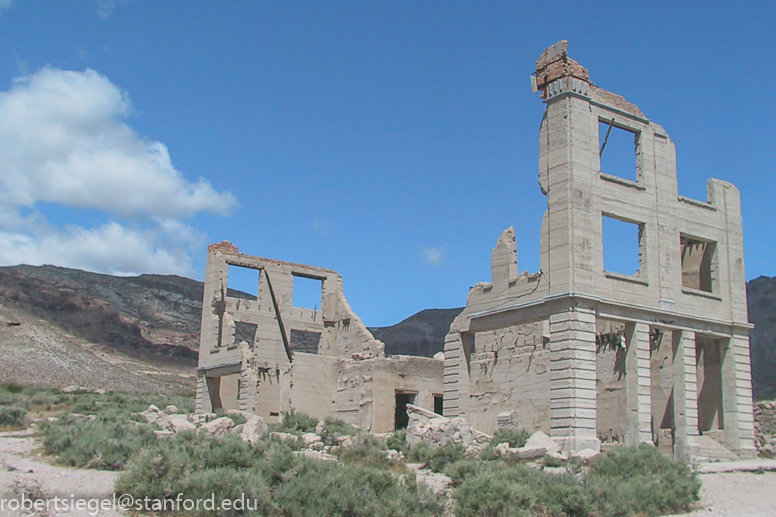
[167,415,196,433]
[136,404,163,425]
[302,433,323,448]
[572,448,599,462]
[270,431,299,443]
[416,469,452,494]
[241,416,269,445]
[200,416,235,436]
[523,431,561,454]
[61,385,79,393]
[405,404,491,449]
[154,430,174,438]
[165,405,180,414]
[294,449,338,462]
[315,421,325,435]
[385,449,405,462]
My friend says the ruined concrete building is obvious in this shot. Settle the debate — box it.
[196,41,755,461]
[443,41,754,460]
[195,242,443,433]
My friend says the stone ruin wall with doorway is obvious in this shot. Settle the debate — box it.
[195,41,755,462]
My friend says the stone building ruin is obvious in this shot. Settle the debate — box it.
[196,41,755,462]
[443,41,755,460]
[195,242,443,433]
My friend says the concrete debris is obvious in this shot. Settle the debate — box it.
[405,404,491,452]
[385,449,405,462]
[270,431,299,443]
[572,448,600,462]
[294,449,338,462]
[200,416,235,436]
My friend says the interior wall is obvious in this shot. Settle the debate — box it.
[596,320,628,444]
[697,336,724,432]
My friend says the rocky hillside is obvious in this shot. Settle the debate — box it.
[748,276,776,400]
[369,308,463,357]
[0,265,203,394]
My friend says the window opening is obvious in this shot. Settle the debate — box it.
[680,235,715,292]
[292,275,323,310]
[602,215,643,276]
[599,119,639,182]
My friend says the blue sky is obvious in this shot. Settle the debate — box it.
[0,1,773,327]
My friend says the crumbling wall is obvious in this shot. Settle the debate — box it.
[444,41,755,459]
[196,242,442,431]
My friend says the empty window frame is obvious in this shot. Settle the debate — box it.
[602,215,644,277]
[680,235,716,292]
[234,322,258,348]
[289,329,321,354]
[292,274,323,310]
[599,119,640,182]
[227,264,259,300]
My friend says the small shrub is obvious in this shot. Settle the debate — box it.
[43,414,157,470]
[319,416,360,445]
[492,427,530,448]
[585,444,701,517]
[276,410,318,435]
[386,428,408,453]
[454,467,536,517]
[408,441,466,473]
[0,406,27,428]
[275,461,442,517]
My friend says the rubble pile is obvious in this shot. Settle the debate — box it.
[754,400,776,456]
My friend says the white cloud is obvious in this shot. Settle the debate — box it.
[0,67,238,218]
[0,0,13,15]
[0,67,238,277]
[422,247,444,265]
[0,221,196,276]
[313,218,335,237]
[95,0,117,20]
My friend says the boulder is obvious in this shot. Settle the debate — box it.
[241,416,269,445]
[270,432,298,443]
[572,448,599,462]
[167,415,196,433]
[523,431,561,454]
[165,405,180,414]
[200,417,235,436]
[301,432,324,450]
[136,405,164,425]
[293,449,338,462]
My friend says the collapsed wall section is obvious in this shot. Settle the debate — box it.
[195,242,443,432]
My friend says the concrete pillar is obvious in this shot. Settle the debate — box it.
[549,305,599,451]
[721,333,757,457]
[195,372,212,414]
[673,330,699,462]
[625,322,653,446]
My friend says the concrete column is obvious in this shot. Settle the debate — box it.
[549,305,599,451]
[625,322,653,446]
[721,333,757,457]
[195,372,212,414]
[673,330,699,462]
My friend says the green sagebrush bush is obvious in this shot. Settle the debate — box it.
[491,427,530,448]
[453,444,699,517]
[585,444,701,517]
[43,414,157,470]
[117,431,443,517]
[0,405,27,428]
[274,460,444,517]
[276,409,318,434]
[453,462,590,517]
[407,441,466,472]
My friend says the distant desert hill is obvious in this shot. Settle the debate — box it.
[747,276,776,400]
[0,264,773,399]
[369,308,463,358]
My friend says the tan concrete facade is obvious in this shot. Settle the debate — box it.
[443,41,755,459]
[195,242,443,433]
